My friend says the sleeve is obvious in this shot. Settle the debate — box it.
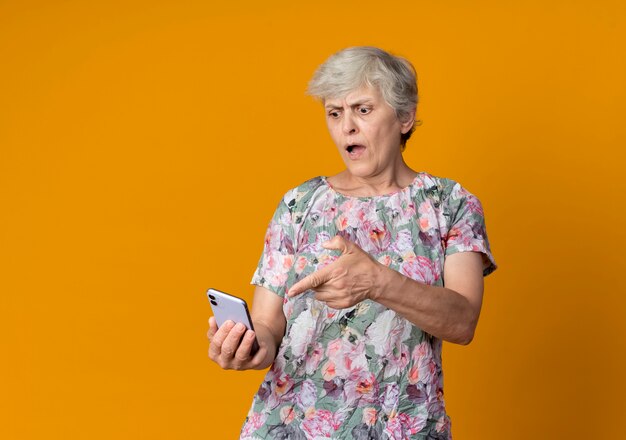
[250,195,297,298]
[441,180,497,277]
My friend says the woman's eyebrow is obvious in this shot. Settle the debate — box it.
[325,98,374,110]
[324,103,343,110]
[346,98,374,107]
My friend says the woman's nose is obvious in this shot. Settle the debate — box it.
[342,113,358,134]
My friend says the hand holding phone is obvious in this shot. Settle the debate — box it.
[207,288,260,366]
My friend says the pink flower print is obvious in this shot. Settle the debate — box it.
[322,205,337,222]
[337,227,358,244]
[427,391,446,417]
[317,251,339,269]
[436,414,451,434]
[264,252,292,287]
[418,200,438,233]
[270,272,288,288]
[383,414,404,440]
[341,339,368,375]
[240,412,268,437]
[355,374,377,398]
[274,373,294,397]
[384,412,427,439]
[365,310,412,358]
[369,227,390,251]
[407,365,420,384]
[415,341,430,357]
[335,213,349,231]
[339,198,355,213]
[405,201,417,218]
[408,342,436,385]
[344,371,378,406]
[386,196,416,226]
[384,344,410,379]
[362,407,377,426]
[297,229,310,250]
[279,405,296,425]
[326,338,343,358]
[406,383,428,404]
[325,336,368,378]
[347,205,369,228]
[305,342,324,375]
[322,360,336,380]
[302,409,343,438]
[266,253,277,271]
[391,229,414,255]
[378,254,392,267]
[283,297,294,318]
[294,255,308,274]
[266,222,283,250]
[465,194,484,216]
[400,254,439,284]
[447,225,472,248]
[282,254,294,270]
[398,412,428,435]
[381,382,399,416]
[323,378,344,398]
[300,230,329,253]
[356,220,390,253]
[471,243,484,252]
[295,379,318,410]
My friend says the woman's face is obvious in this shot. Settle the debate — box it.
[324,85,414,179]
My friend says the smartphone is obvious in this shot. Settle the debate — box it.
[207,288,259,355]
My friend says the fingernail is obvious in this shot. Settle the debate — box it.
[247,331,255,339]
[235,323,245,331]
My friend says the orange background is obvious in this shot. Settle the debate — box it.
[1,1,625,438]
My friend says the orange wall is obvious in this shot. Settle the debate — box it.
[1,1,625,438]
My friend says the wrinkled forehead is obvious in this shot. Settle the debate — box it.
[322,83,384,106]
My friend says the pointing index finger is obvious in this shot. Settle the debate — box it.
[288,265,332,297]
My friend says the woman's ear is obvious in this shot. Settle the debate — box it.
[400,108,417,134]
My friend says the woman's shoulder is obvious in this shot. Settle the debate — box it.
[277,176,329,210]
[414,171,460,195]
[412,172,484,211]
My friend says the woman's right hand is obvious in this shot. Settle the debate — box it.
[207,317,269,370]
[208,286,286,371]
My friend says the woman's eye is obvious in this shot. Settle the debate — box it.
[358,107,371,114]
[329,111,340,118]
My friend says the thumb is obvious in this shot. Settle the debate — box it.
[322,235,352,254]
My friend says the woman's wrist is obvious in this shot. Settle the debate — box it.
[251,321,279,369]
[369,260,399,303]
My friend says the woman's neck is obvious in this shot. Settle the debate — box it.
[328,159,417,197]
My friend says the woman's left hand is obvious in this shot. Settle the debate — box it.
[287,235,386,308]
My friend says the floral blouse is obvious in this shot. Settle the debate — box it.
[242,173,497,439]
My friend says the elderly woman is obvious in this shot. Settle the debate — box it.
[208,46,497,439]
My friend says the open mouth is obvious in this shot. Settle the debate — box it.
[346,144,365,155]
[346,144,366,158]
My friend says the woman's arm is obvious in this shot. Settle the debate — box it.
[288,236,485,345]
[208,286,286,370]
[373,251,484,345]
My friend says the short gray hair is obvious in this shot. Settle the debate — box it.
[307,46,419,145]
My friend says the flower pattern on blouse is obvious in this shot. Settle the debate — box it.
[242,172,497,439]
